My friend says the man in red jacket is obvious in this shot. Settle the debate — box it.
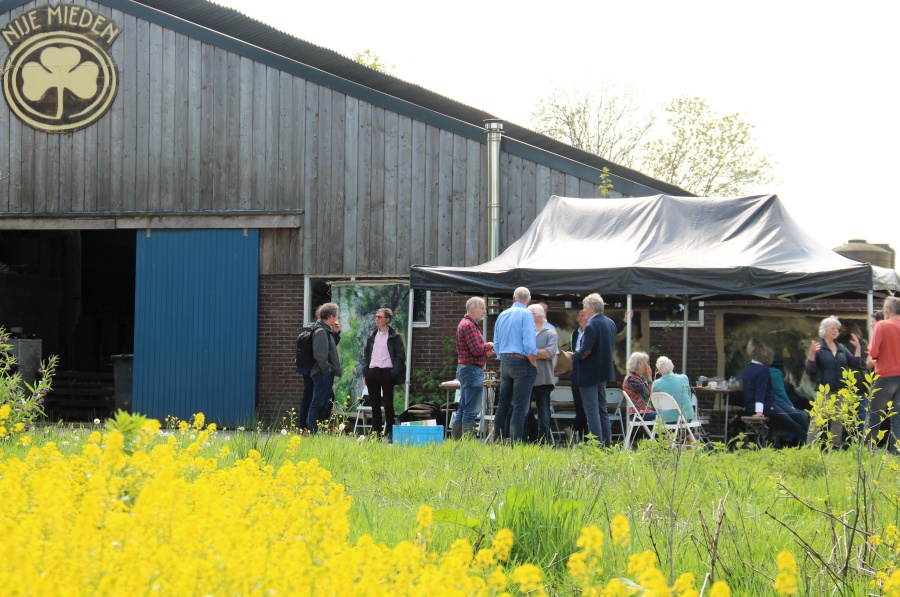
[867,296,900,453]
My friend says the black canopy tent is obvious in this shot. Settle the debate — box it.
[411,194,874,298]
[410,194,895,371]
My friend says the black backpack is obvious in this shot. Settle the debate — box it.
[295,326,317,370]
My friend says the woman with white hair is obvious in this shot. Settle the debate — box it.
[650,356,694,423]
[806,316,861,392]
[622,352,657,421]
[528,303,558,444]
[806,316,862,447]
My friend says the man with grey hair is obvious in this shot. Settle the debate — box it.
[867,296,900,453]
[492,286,538,443]
[308,302,343,433]
[453,297,495,439]
[564,293,617,446]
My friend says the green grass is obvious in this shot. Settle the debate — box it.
[8,425,900,594]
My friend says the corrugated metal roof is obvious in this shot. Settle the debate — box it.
[133,0,690,197]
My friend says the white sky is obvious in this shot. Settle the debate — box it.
[218,0,899,259]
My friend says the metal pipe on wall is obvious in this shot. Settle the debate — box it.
[484,119,504,340]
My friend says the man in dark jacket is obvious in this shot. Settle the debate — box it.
[298,305,341,430]
[308,302,343,433]
[565,293,617,446]
[361,307,406,439]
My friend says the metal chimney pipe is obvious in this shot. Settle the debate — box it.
[484,119,504,261]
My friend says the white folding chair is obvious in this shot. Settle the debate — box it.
[623,393,656,448]
[605,388,625,442]
[550,386,576,444]
[650,391,704,445]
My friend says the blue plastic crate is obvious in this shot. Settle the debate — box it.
[392,425,444,445]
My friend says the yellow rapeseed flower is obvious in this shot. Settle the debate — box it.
[510,563,545,595]
[774,550,798,595]
[0,403,10,420]
[709,580,731,597]
[493,528,514,562]
[611,514,631,547]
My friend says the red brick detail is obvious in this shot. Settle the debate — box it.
[256,275,305,425]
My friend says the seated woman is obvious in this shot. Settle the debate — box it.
[651,356,694,423]
[743,344,808,446]
[770,354,811,445]
[622,352,657,421]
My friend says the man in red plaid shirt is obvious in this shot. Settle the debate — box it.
[453,297,495,439]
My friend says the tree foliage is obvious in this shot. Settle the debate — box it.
[641,97,774,196]
[530,81,655,169]
[352,49,394,74]
[532,83,776,197]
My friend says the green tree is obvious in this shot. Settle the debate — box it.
[352,49,394,74]
[530,80,655,169]
[641,96,774,196]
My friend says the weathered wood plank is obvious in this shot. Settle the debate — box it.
[224,50,242,210]
[464,138,481,266]
[264,66,280,210]
[565,173,580,197]
[198,38,216,209]
[498,150,508,250]
[146,23,163,209]
[158,27,177,211]
[238,57,255,210]
[396,115,412,272]
[290,76,306,271]
[536,165,551,220]
[450,134,466,267]
[82,109,98,211]
[477,142,488,262]
[186,38,202,209]
[368,106,385,273]
[522,158,537,232]
[276,71,294,211]
[250,61,267,211]
[355,101,372,274]
[212,46,229,208]
[317,85,333,271]
[32,124,46,212]
[46,134,60,213]
[133,16,151,211]
[423,126,439,265]
[329,91,345,274]
[383,110,399,272]
[108,8,128,210]
[437,129,453,266]
[507,154,523,244]
[342,96,358,275]
[409,120,427,267]
[118,11,138,210]
[302,82,320,273]
[171,32,189,210]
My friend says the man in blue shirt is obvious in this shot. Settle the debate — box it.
[492,287,538,443]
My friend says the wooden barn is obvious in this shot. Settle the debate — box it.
[0,0,691,424]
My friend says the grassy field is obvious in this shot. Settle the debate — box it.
[2,417,900,596]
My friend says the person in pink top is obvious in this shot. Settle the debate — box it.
[867,296,900,453]
[362,308,407,440]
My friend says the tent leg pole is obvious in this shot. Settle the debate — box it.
[682,298,689,375]
[868,290,874,339]
[626,295,632,361]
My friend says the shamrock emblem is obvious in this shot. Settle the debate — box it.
[21,46,99,119]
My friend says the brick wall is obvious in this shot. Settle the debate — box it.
[256,275,304,425]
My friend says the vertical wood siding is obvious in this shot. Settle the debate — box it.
[133,228,259,423]
[1,0,616,275]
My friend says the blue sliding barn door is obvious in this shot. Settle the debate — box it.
[133,229,259,424]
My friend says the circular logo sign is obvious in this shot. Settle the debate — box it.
[3,31,118,133]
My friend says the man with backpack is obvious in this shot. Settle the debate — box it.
[307,303,343,433]
[297,305,341,431]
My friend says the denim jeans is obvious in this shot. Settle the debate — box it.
[308,372,335,433]
[867,375,900,454]
[494,356,537,443]
[456,364,485,424]
[299,370,314,429]
[579,382,610,446]
[532,384,553,444]
[768,402,809,443]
